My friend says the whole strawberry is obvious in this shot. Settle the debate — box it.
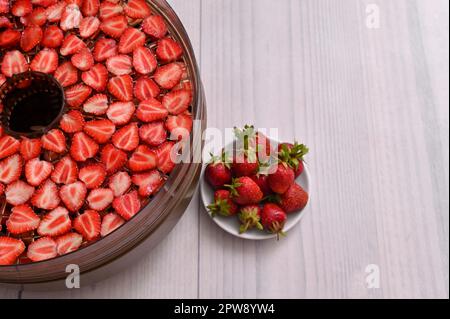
[250,174,272,196]
[226,177,263,205]
[207,190,238,217]
[231,154,259,177]
[238,205,263,234]
[261,203,287,237]
[278,142,309,177]
[279,183,309,213]
[232,125,259,177]
[267,163,295,194]
[205,151,232,189]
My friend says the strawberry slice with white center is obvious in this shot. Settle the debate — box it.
[82,63,108,91]
[54,61,78,87]
[108,171,131,197]
[155,141,177,174]
[6,204,40,235]
[70,132,100,162]
[46,1,67,23]
[154,63,183,90]
[118,28,146,54]
[60,3,82,31]
[71,48,94,71]
[12,0,32,17]
[132,170,165,197]
[0,29,21,48]
[100,14,127,39]
[99,1,123,20]
[20,25,43,52]
[87,188,114,211]
[41,129,66,153]
[0,0,10,14]
[156,37,183,63]
[20,137,41,161]
[55,232,83,255]
[142,15,167,39]
[31,179,60,209]
[79,16,100,38]
[27,237,58,262]
[139,121,167,147]
[74,210,101,241]
[166,112,193,141]
[6,180,35,206]
[59,181,87,212]
[112,123,139,151]
[30,48,58,73]
[133,46,157,75]
[51,156,78,185]
[25,158,54,186]
[23,7,47,26]
[1,50,29,77]
[101,213,125,237]
[163,89,191,115]
[101,144,127,175]
[112,191,141,221]
[106,54,132,76]
[107,74,133,102]
[124,0,151,19]
[79,164,106,189]
[83,94,109,115]
[0,154,23,185]
[0,135,20,159]
[93,38,117,62]
[134,76,160,101]
[60,110,85,133]
[106,101,135,125]
[83,119,116,144]
[128,145,157,172]
[0,237,25,265]
[136,98,168,123]
[42,25,64,48]
[81,0,100,17]
[65,84,92,107]
[60,34,86,56]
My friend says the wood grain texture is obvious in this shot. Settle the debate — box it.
[1,0,447,299]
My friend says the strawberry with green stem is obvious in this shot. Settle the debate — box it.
[232,125,259,177]
[261,203,287,239]
[225,177,263,205]
[238,205,263,234]
[205,150,232,189]
[207,189,238,217]
[278,142,309,177]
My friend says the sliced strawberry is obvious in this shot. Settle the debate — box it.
[83,94,109,115]
[0,154,23,184]
[107,74,133,101]
[12,0,32,17]
[32,0,58,7]
[136,98,168,123]
[156,37,183,63]
[165,112,193,141]
[100,14,128,39]
[54,61,78,87]
[6,180,35,206]
[70,132,100,162]
[25,158,53,186]
[73,210,101,241]
[20,137,41,161]
[142,15,167,39]
[79,16,100,38]
[112,123,139,151]
[163,89,191,115]
[0,16,12,28]
[41,129,66,153]
[93,37,117,61]
[132,170,165,197]
[81,0,100,16]
[82,63,108,91]
[133,46,157,75]
[6,205,40,235]
[60,34,86,56]
[42,25,64,48]
[0,0,10,14]
[59,181,87,212]
[31,179,60,209]
[100,213,125,237]
[112,190,141,220]
[27,237,57,262]
[0,237,25,265]
[124,0,151,19]
[106,101,135,125]
[106,54,132,76]
[1,50,29,77]
[30,48,58,73]
[37,206,71,236]
[108,171,131,197]
[65,84,92,108]
[84,119,116,144]
[0,136,20,159]
[155,141,177,174]
[139,121,167,147]
[71,48,94,71]
[79,164,106,189]
[0,30,21,48]
[118,28,146,54]
[20,25,43,52]
[51,156,78,184]
[99,0,123,20]
[60,110,85,133]
[154,63,183,89]
[87,188,113,210]
[60,3,82,31]
[101,144,127,174]
[23,7,47,26]
[128,145,157,172]
[134,76,160,101]
[46,1,67,22]
[55,232,82,255]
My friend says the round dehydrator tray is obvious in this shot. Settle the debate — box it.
[0,0,206,288]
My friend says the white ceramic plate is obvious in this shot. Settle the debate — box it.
[200,140,311,240]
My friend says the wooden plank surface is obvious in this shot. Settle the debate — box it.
[0,0,447,299]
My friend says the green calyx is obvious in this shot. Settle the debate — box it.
[208,150,232,169]
[207,198,232,217]
[234,125,256,155]
[238,208,263,234]
[224,178,243,198]
[278,142,309,170]
[267,221,287,240]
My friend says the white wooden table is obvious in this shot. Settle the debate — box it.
[1,0,448,299]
